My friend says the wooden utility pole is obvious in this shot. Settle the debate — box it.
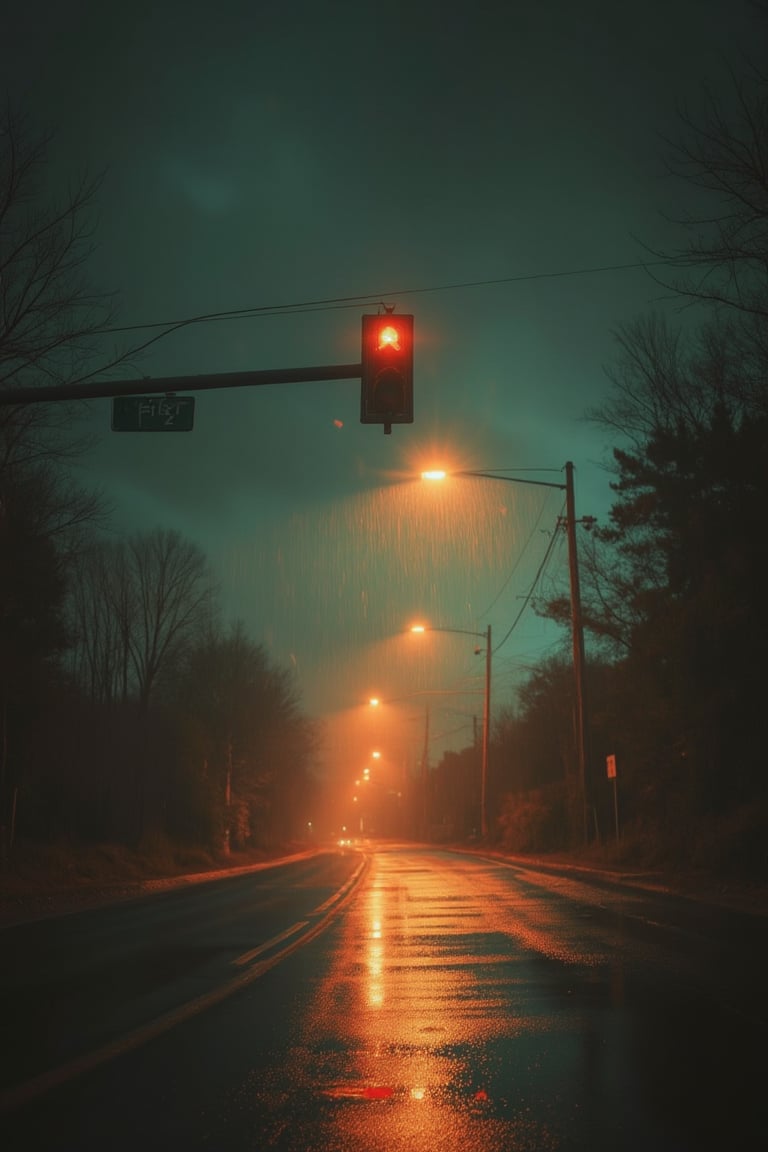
[565,461,591,842]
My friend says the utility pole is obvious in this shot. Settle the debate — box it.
[426,464,594,844]
[224,735,233,856]
[410,620,493,840]
[420,705,430,841]
[564,461,591,842]
[480,623,491,840]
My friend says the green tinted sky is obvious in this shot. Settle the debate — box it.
[2,0,762,772]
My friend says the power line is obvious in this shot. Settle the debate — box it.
[96,259,671,338]
[477,487,559,619]
[492,505,566,655]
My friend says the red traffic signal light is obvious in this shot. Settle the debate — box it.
[361,313,414,433]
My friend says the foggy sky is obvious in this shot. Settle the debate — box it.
[2,0,761,773]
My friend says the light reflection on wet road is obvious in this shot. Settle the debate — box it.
[3,845,765,1150]
[237,848,765,1150]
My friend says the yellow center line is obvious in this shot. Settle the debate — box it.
[233,921,309,967]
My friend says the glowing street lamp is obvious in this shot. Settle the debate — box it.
[422,462,592,842]
[409,621,492,840]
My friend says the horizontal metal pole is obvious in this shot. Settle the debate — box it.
[0,363,363,406]
[458,469,566,491]
[425,626,488,641]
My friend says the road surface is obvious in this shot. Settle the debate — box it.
[1,844,765,1150]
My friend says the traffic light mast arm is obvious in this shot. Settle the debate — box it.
[0,362,364,406]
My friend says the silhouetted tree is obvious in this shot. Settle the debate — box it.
[429,746,479,840]
[122,529,215,713]
[657,67,768,322]
[172,622,319,851]
[577,311,768,835]
[0,102,135,858]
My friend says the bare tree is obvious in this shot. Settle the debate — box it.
[68,540,130,704]
[0,101,121,463]
[69,529,216,710]
[653,66,768,321]
[0,99,124,857]
[124,529,216,712]
[589,312,761,450]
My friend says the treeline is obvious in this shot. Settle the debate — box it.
[0,106,319,861]
[1,519,320,856]
[430,63,768,874]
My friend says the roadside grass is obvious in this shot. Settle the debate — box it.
[0,834,307,896]
[494,795,768,887]
[2,799,765,911]
[587,799,768,884]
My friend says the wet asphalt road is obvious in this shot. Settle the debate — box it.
[1,845,766,1150]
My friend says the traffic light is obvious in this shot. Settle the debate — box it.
[361,313,414,433]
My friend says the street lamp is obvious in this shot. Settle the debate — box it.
[422,461,593,843]
[410,622,492,840]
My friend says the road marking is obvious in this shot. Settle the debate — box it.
[0,855,370,1115]
[233,921,309,966]
[315,864,363,914]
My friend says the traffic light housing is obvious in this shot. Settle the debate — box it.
[361,313,414,433]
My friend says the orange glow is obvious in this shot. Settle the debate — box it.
[369,697,380,707]
[421,469,447,480]
[362,1085,394,1099]
[376,324,401,352]
[322,1084,394,1100]
[367,882,384,1007]
[372,750,381,759]
[410,624,426,633]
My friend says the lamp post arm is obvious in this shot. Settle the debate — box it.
[457,470,565,491]
[423,625,488,641]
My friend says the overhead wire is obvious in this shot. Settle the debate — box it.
[477,486,560,620]
[492,502,566,655]
[95,258,673,340]
[447,502,567,700]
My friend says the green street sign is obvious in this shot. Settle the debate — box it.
[111,395,195,431]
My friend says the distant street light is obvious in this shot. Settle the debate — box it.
[363,688,473,841]
[410,622,492,840]
[422,462,593,843]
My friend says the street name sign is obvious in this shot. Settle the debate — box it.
[111,395,195,431]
